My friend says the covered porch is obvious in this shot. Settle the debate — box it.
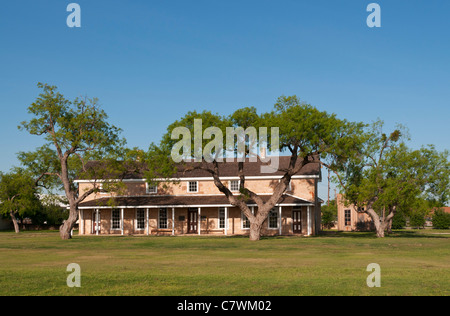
[78,194,317,237]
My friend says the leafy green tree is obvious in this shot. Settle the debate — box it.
[405,198,432,229]
[18,83,126,239]
[321,199,337,230]
[391,209,407,230]
[409,210,427,228]
[0,169,41,233]
[336,122,450,237]
[432,208,450,229]
[146,96,364,240]
[29,195,69,226]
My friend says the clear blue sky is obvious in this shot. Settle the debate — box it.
[1,1,449,200]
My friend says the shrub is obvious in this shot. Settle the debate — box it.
[321,200,337,229]
[392,211,407,229]
[432,209,450,229]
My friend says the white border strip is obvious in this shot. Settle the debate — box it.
[78,203,314,209]
[74,174,319,183]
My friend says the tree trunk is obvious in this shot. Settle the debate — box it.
[249,222,262,241]
[366,208,385,238]
[60,205,78,240]
[386,218,393,234]
[366,207,396,238]
[10,211,19,233]
[376,222,386,238]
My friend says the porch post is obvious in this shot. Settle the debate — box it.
[82,209,85,235]
[146,208,149,236]
[224,207,228,236]
[121,208,124,236]
[198,207,201,235]
[307,206,312,236]
[278,206,282,235]
[79,210,83,235]
[172,207,175,236]
[95,209,99,236]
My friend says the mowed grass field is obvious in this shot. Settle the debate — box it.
[0,230,449,296]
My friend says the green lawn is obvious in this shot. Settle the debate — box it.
[0,230,449,296]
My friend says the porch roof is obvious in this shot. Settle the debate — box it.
[78,194,315,209]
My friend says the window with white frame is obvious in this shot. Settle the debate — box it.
[229,180,240,192]
[281,179,291,192]
[344,210,351,226]
[188,181,198,193]
[136,209,145,230]
[218,207,226,229]
[241,212,250,229]
[112,209,121,230]
[286,180,292,192]
[146,183,157,194]
[159,208,168,229]
[268,208,279,229]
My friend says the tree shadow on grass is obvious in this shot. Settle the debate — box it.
[319,229,450,239]
[387,230,450,239]
[319,230,377,239]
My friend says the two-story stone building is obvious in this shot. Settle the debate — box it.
[76,156,322,237]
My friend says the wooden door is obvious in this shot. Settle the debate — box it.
[293,210,302,234]
[188,208,198,233]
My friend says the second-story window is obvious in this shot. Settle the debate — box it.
[281,179,291,192]
[229,180,240,192]
[97,182,107,195]
[188,181,198,193]
[286,180,292,192]
[146,183,157,194]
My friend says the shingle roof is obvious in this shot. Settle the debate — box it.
[78,156,321,180]
[432,207,450,214]
[78,194,314,208]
